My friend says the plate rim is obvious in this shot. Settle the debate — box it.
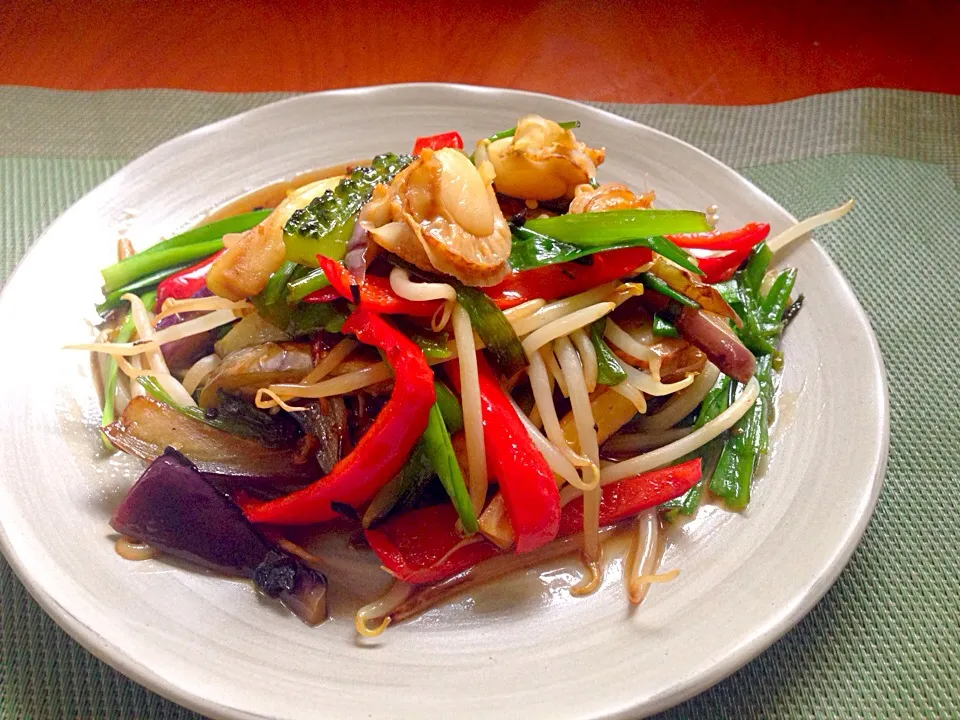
[0,81,890,720]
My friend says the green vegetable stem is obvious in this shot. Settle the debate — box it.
[100,211,270,293]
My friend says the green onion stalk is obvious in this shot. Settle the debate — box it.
[100,210,270,293]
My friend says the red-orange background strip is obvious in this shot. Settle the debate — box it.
[1,0,957,104]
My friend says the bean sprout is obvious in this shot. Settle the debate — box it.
[453,304,487,516]
[571,328,597,393]
[627,510,661,604]
[555,336,601,561]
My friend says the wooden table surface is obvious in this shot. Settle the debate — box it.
[1,0,957,103]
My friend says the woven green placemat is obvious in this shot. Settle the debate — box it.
[1,87,958,719]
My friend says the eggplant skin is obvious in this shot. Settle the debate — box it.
[110,448,327,625]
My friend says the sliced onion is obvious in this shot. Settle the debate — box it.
[261,363,393,405]
[200,342,314,407]
[215,312,290,358]
[182,354,221,396]
[604,318,659,368]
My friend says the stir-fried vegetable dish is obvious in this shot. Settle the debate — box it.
[75,116,852,632]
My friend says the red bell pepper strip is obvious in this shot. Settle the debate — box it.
[243,309,436,525]
[307,256,443,317]
[367,458,701,585]
[315,255,355,301]
[447,354,560,553]
[558,458,702,536]
[696,248,755,284]
[666,222,770,251]
[668,223,770,285]
[366,504,500,584]
[313,245,655,315]
[484,246,654,310]
[412,131,464,154]
[155,249,225,311]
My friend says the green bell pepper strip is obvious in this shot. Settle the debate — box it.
[433,380,464,433]
[361,441,434,529]
[711,278,740,306]
[410,330,454,360]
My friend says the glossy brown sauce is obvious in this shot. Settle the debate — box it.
[203,161,367,222]
[115,536,157,561]
[361,520,668,627]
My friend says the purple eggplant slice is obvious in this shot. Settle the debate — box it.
[110,447,327,625]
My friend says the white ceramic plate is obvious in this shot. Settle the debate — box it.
[0,84,888,719]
